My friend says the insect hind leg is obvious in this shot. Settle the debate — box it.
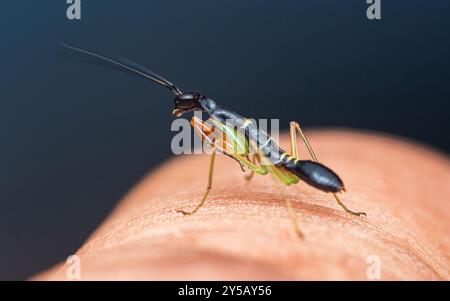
[289,121,366,217]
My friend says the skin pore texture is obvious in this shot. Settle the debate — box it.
[35,130,450,280]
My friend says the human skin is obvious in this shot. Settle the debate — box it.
[34,130,450,280]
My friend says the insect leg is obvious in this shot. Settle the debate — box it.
[289,121,317,161]
[191,116,246,172]
[290,121,366,216]
[226,153,246,172]
[270,171,304,239]
[236,153,268,175]
[176,148,216,216]
[244,155,259,180]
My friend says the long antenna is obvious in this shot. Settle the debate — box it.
[62,43,182,95]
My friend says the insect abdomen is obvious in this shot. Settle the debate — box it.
[280,154,344,193]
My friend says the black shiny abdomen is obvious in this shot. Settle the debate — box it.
[281,155,344,193]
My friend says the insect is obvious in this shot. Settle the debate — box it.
[63,43,366,238]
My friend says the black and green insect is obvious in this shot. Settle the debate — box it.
[63,43,366,238]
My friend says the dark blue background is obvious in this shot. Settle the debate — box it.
[0,0,449,279]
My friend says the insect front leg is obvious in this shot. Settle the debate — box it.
[289,121,366,217]
[176,148,216,216]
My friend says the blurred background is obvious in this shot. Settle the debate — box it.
[0,0,449,279]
